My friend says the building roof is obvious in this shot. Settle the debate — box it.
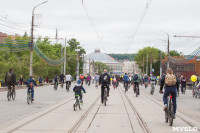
[85,49,121,64]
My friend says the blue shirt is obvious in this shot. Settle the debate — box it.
[26,78,37,88]
[123,75,129,82]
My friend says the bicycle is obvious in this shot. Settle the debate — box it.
[27,83,34,104]
[60,80,63,88]
[181,85,186,94]
[103,86,108,106]
[124,82,128,92]
[95,81,98,89]
[134,83,139,97]
[66,81,70,91]
[150,83,155,95]
[145,82,148,88]
[165,93,174,126]
[73,93,83,111]
[7,86,16,101]
[54,81,58,90]
[194,87,200,99]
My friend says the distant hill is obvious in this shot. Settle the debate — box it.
[108,54,136,61]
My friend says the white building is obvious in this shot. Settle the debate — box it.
[84,49,123,75]
[122,60,142,75]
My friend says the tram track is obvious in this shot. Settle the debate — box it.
[140,89,200,131]
[119,85,151,133]
[68,95,100,133]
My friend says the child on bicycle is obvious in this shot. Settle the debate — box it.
[73,80,86,102]
[26,76,37,101]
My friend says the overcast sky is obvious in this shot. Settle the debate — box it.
[0,0,200,55]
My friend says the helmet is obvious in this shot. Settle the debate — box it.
[77,79,82,84]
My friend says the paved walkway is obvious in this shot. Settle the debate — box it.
[0,83,199,133]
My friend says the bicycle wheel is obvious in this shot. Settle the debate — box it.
[27,92,31,104]
[67,83,69,91]
[168,102,174,126]
[7,89,11,101]
[104,97,107,106]
[165,109,168,123]
[136,86,138,97]
[104,91,107,106]
[12,90,16,100]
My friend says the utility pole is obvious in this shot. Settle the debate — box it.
[150,52,152,74]
[30,1,48,77]
[75,48,80,81]
[167,35,170,69]
[89,58,91,74]
[64,38,66,76]
[143,56,144,74]
[146,54,148,75]
[160,52,162,77]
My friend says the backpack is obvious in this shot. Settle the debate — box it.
[6,72,12,83]
[80,76,84,79]
[102,73,109,84]
[133,74,138,80]
[165,74,177,86]
[74,85,82,92]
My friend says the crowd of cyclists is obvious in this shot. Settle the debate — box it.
[3,67,200,122]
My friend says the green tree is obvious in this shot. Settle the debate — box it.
[170,50,180,57]
[134,47,165,76]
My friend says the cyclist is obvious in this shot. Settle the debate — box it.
[132,73,140,94]
[112,77,117,88]
[5,68,16,98]
[54,75,59,88]
[87,74,91,86]
[123,73,129,91]
[99,69,111,104]
[26,76,37,101]
[73,79,86,103]
[159,68,179,119]
[60,73,65,85]
[144,74,149,87]
[65,73,72,88]
[150,74,157,94]
[39,76,42,84]
[94,73,100,87]
[80,74,84,85]
[180,76,186,94]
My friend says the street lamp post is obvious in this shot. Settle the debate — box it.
[75,49,80,81]
[30,1,48,76]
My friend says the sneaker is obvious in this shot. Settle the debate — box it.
[32,98,34,101]
[80,100,83,104]
[173,114,176,119]
[107,93,109,97]
[163,104,167,111]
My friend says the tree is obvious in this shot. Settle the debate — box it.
[134,47,166,76]
[170,50,180,57]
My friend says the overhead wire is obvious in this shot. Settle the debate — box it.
[126,0,153,52]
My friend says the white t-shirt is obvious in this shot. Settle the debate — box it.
[65,75,71,81]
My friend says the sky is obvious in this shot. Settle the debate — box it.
[0,0,200,55]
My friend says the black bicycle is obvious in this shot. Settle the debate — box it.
[150,83,155,95]
[60,80,63,88]
[66,81,70,91]
[125,82,128,92]
[165,93,174,126]
[7,86,16,101]
[54,81,58,90]
[27,83,34,104]
[103,86,108,106]
[134,84,139,97]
